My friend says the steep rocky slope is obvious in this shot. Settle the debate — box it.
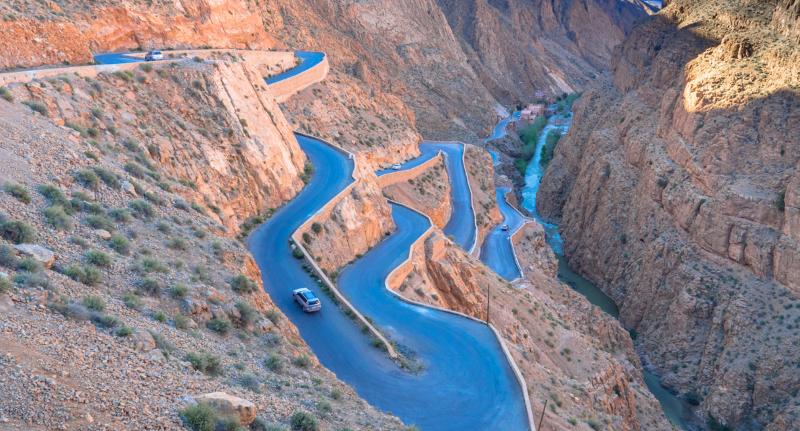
[435,0,655,105]
[537,0,800,428]
[0,70,403,429]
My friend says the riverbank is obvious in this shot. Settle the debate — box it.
[516,111,694,430]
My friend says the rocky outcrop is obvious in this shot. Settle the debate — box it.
[383,157,452,229]
[0,18,93,69]
[464,145,503,249]
[12,244,54,269]
[536,0,800,427]
[303,153,396,273]
[195,392,258,424]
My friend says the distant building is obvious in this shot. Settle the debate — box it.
[535,90,547,100]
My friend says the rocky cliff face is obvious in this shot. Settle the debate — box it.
[383,158,453,229]
[435,0,654,106]
[14,60,306,233]
[464,145,503,249]
[0,18,93,70]
[301,153,396,273]
[537,0,800,427]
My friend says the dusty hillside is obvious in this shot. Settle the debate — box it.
[537,0,800,428]
[0,65,404,430]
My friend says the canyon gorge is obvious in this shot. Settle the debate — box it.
[2,0,796,430]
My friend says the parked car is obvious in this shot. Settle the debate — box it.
[293,288,321,313]
[144,50,164,61]
[392,163,402,170]
[501,224,509,231]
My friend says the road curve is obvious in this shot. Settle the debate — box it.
[479,187,525,281]
[249,135,528,430]
[22,49,529,430]
[378,143,476,253]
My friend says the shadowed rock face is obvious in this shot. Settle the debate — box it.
[537,0,800,427]
[435,0,654,104]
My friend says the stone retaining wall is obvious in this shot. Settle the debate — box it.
[269,56,329,103]
[375,152,443,189]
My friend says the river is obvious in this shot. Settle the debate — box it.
[514,113,693,430]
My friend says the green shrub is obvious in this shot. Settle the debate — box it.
[265,309,282,326]
[144,192,165,206]
[85,214,114,231]
[180,402,218,431]
[124,162,146,179]
[0,86,14,102]
[174,199,191,211]
[85,249,111,267]
[265,353,284,372]
[331,388,342,401]
[156,221,171,234]
[311,222,323,234]
[513,158,527,176]
[294,354,312,368]
[0,244,19,268]
[586,419,603,430]
[75,169,100,190]
[138,277,162,296]
[302,232,312,244]
[0,275,10,294]
[170,283,188,298]
[685,391,701,406]
[140,257,168,273]
[93,314,120,329]
[92,167,120,189]
[14,271,50,289]
[190,202,206,215]
[236,301,259,326]
[0,218,36,244]
[193,228,207,239]
[289,411,319,431]
[292,248,304,259]
[82,295,106,312]
[207,317,233,335]
[64,264,101,286]
[776,189,786,211]
[250,418,285,431]
[22,101,48,116]
[18,257,43,274]
[167,237,188,251]
[129,199,156,220]
[3,183,30,204]
[230,274,258,294]
[122,292,143,310]
[153,311,167,323]
[183,352,222,376]
[174,314,190,329]
[87,202,105,215]
[110,234,131,255]
[217,416,246,431]
[316,400,332,417]
[116,325,134,337]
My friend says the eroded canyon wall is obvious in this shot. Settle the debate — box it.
[537,0,800,427]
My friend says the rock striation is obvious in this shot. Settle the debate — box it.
[537,0,800,427]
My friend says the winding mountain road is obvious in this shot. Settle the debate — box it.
[479,187,526,281]
[2,51,531,430]
[378,143,477,253]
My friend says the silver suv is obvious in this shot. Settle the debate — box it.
[144,50,163,61]
[293,288,321,313]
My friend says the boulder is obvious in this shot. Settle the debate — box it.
[130,330,156,352]
[13,244,55,269]
[222,302,241,320]
[121,181,137,197]
[210,305,224,319]
[254,319,275,334]
[195,392,257,424]
[181,298,209,315]
[94,229,112,241]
